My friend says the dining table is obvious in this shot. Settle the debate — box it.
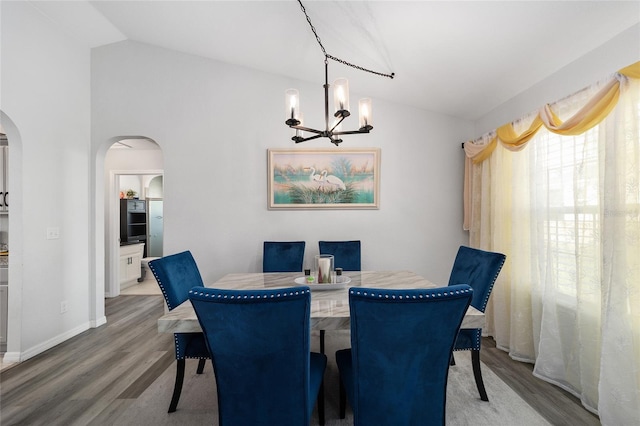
[157,270,485,335]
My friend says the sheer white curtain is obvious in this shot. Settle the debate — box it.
[469,76,640,425]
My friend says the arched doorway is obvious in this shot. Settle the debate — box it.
[94,137,164,305]
[0,111,24,365]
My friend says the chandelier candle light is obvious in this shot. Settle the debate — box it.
[285,0,394,146]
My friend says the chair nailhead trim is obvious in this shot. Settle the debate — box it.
[188,288,311,299]
[174,335,181,357]
[149,263,175,310]
[480,256,506,311]
[350,287,471,299]
[173,334,210,360]
[452,329,482,351]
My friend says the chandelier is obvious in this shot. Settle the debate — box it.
[285,0,394,146]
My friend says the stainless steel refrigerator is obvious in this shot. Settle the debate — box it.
[146,198,163,258]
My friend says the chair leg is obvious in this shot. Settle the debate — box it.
[168,359,186,413]
[471,349,488,401]
[196,358,206,374]
[318,329,326,425]
[450,353,456,366]
[339,378,347,419]
[318,380,325,425]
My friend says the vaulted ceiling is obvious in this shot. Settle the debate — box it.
[28,1,640,120]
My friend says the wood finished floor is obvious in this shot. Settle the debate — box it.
[0,295,600,425]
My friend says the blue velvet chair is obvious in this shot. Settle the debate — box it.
[448,245,506,401]
[336,285,473,425]
[319,240,361,271]
[263,241,306,272]
[148,251,210,413]
[189,285,327,426]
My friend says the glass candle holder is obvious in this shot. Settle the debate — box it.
[315,254,334,284]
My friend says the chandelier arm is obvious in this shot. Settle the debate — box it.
[329,115,346,133]
[289,125,324,135]
[333,129,371,136]
[290,126,368,136]
[293,134,324,144]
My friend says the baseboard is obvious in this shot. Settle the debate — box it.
[91,316,107,328]
[17,321,91,362]
[2,351,21,363]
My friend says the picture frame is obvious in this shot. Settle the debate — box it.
[267,148,381,209]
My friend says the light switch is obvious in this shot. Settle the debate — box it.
[46,227,60,240]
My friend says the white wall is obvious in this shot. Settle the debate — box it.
[92,41,473,288]
[1,1,93,361]
[475,24,640,135]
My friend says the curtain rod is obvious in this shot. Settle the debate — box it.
[461,130,496,149]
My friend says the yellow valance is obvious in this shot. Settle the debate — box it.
[464,61,640,164]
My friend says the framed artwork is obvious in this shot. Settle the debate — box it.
[268,148,381,209]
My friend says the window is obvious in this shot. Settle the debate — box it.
[535,127,601,300]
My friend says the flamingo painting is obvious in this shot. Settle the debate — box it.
[269,148,379,208]
[308,167,326,187]
[320,170,346,190]
[308,167,319,182]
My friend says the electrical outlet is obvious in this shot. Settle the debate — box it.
[47,227,60,240]
[60,300,68,314]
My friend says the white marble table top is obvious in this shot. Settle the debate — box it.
[157,270,485,333]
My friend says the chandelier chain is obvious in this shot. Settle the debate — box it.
[296,0,394,79]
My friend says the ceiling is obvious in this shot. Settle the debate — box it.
[31,1,639,122]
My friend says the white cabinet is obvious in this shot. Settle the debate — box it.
[119,243,144,288]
